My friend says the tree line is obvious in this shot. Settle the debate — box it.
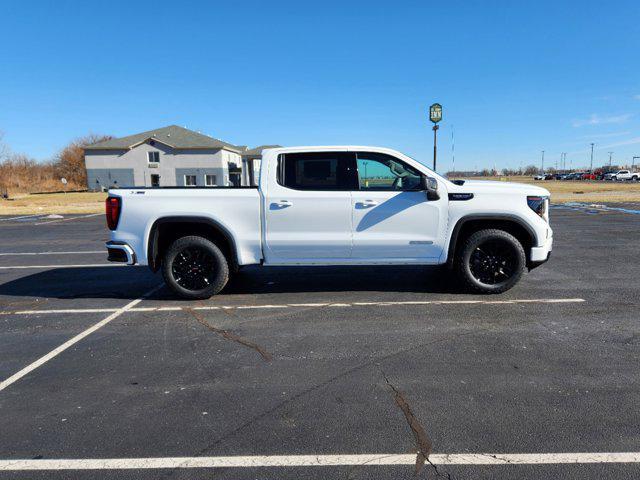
[0,132,111,195]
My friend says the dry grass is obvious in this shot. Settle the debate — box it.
[465,176,640,203]
[0,191,107,215]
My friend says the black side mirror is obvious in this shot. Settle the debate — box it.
[421,175,440,200]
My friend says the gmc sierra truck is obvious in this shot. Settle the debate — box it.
[105,146,552,298]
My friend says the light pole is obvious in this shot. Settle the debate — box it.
[590,143,595,172]
[429,103,442,171]
[608,152,613,167]
[633,156,639,171]
[541,150,545,174]
[363,161,369,188]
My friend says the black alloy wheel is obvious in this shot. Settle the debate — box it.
[456,229,526,294]
[171,246,217,291]
[469,238,518,286]
[162,236,229,299]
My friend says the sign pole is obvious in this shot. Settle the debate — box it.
[429,103,442,172]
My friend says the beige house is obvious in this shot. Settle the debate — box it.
[84,125,275,190]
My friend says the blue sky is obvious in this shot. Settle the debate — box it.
[1,0,639,172]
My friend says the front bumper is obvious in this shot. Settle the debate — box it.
[528,232,552,268]
[106,241,136,265]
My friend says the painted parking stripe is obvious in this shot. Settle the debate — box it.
[34,213,102,225]
[0,452,638,470]
[0,251,103,256]
[0,285,162,393]
[0,298,586,316]
[0,264,120,270]
[0,214,44,222]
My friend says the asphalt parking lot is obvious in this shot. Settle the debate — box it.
[0,208,639,479]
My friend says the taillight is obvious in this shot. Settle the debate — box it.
[105,196,121,230]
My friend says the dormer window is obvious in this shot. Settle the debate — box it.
[148,151,160,163]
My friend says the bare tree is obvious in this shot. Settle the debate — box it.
[0,130,9,162]
[54,134,112,185]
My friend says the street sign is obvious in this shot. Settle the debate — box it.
[429,103,442,124]
[61,178,68,185]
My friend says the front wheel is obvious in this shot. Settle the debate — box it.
[455,229,526,294]
[162,236,229,299]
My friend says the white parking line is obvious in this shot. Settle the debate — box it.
[0,298,586,316]
[34,213,102,225]
[0,452,638,470]
[0,264,119,270]
[0,251,103,256]
[0,285,161,393]
[0,214,44,222]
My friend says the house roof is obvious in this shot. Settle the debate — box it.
[84,125,242,152]
[241,145,283,157]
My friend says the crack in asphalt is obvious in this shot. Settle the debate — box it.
[185,308,272,362]
[164,329,483,478]
[383,372,454,479]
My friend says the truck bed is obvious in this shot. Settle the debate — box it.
[109,187,263,267]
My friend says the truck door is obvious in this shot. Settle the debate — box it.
[263,151,357,262]
[350,151,445,261]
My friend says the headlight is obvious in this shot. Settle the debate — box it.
[527,196,549,221]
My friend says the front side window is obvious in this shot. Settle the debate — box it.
[356,152,422,191]
[278,152,356,190]
[148,151,160,163]
[205,174,217,186]
[184,175,197,187]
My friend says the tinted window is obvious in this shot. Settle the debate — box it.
[356,152,422,191]
[278,152,356,190]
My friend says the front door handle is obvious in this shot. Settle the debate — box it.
[273,200,293,208]
[357,200,378,208]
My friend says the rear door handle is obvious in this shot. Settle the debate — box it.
[357,200,378,207]
[273,200,293,208]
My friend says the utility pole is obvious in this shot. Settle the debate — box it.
[590,143,595,172]
[451,125,455,175]
[633,156,639,171]
[541,150,545,174]
[608,152,613,167]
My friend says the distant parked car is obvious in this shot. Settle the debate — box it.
[544,174,555,180]
[581,172,597,180]
[607,170,639,181]
[565,172,583,180]
[533,174,545,180]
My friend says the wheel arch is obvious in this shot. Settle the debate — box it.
[446,214,538,268]
[147,216,238,272]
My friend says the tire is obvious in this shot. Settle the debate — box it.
[455,229,526,294]
[632,176,638,182]
[162,235,229,299]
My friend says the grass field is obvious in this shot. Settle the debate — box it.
[0,191,107,215]
[469,176,640,203]
[1,179,639,215]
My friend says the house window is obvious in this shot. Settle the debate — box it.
[148,151,160,163]
[184,175,197,187]
[204,174,217,187]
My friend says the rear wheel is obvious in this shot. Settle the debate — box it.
[455,229,526,294]
[162,236,229,299]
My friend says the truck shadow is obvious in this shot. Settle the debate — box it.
[226,265,459,295]
[0,265,461,302]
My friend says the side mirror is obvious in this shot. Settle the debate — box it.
[421,175,440,200]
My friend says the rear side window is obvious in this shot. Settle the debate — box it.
[277,152,356,190]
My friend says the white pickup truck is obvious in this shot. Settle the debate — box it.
[105,146,552,298]
[605,170,639,181]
